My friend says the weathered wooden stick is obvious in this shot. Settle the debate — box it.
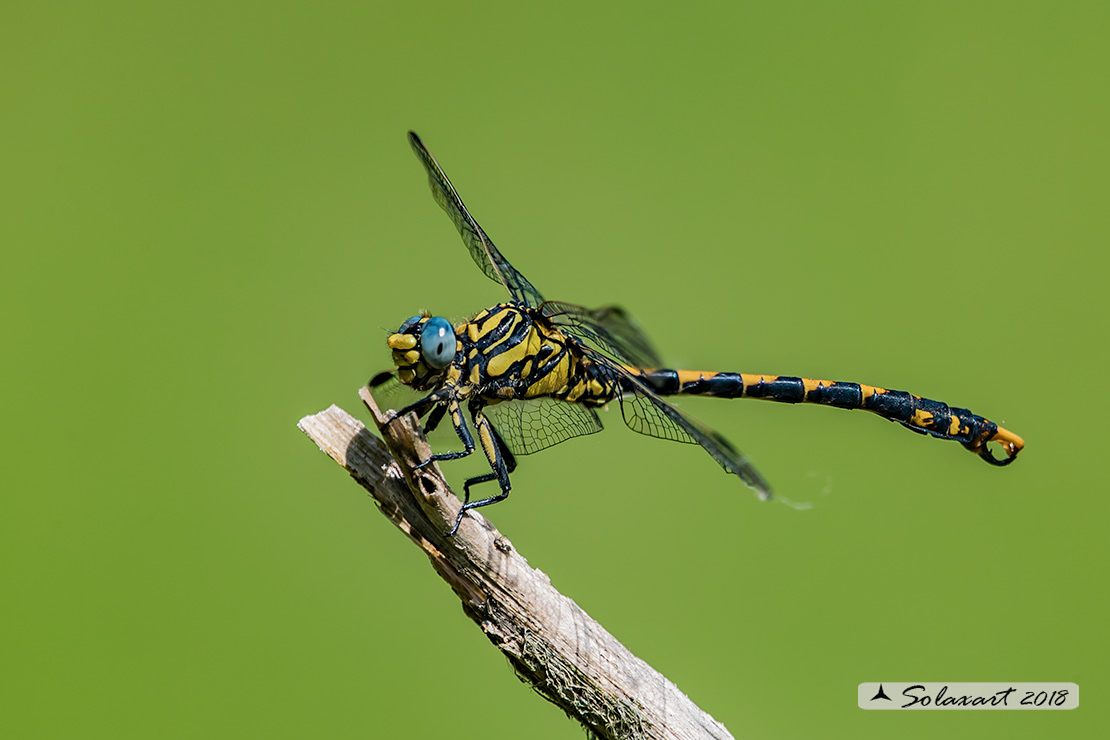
[296,388,735,740]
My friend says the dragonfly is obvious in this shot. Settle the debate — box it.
[373,131,1024,535]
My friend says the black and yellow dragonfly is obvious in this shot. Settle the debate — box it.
[373,132,1024,535]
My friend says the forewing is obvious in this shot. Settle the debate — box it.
[484,398,604,456]
[599,358,773,499]
[408,131,545,307]
[541,302,664,369]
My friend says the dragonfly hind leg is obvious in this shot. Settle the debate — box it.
[448,410,517,536]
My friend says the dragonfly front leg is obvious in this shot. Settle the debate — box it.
[448,401,515,536]
[388,387,452,427]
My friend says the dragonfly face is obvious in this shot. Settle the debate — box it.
[374,131,1023,536]
[387,313,459,392]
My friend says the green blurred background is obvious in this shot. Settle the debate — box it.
[3,1,1105,737]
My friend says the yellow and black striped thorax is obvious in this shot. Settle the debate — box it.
[388,303,620,405]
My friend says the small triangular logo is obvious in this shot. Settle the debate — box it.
[871,684,892,701]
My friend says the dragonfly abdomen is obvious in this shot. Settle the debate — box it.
[633,369,1023,466]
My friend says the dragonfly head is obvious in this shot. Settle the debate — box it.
[387,313,458,390]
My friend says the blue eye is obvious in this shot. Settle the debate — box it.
[420,317,455,369]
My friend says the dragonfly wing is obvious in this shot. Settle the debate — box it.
[541,302,665,369]
[408,131,545,307]
[483,397,604,456]
[597,357,773,499]
[367,370,412,413]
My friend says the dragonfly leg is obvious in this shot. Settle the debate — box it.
[387,387,451,426]
[422,403,448,435]
[446,403,516,536]
[415,397,475,469]
[458,426,517,505]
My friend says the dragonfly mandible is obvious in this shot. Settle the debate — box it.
[372,132,1024,535]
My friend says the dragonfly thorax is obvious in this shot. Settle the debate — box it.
[452,303,620,407]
